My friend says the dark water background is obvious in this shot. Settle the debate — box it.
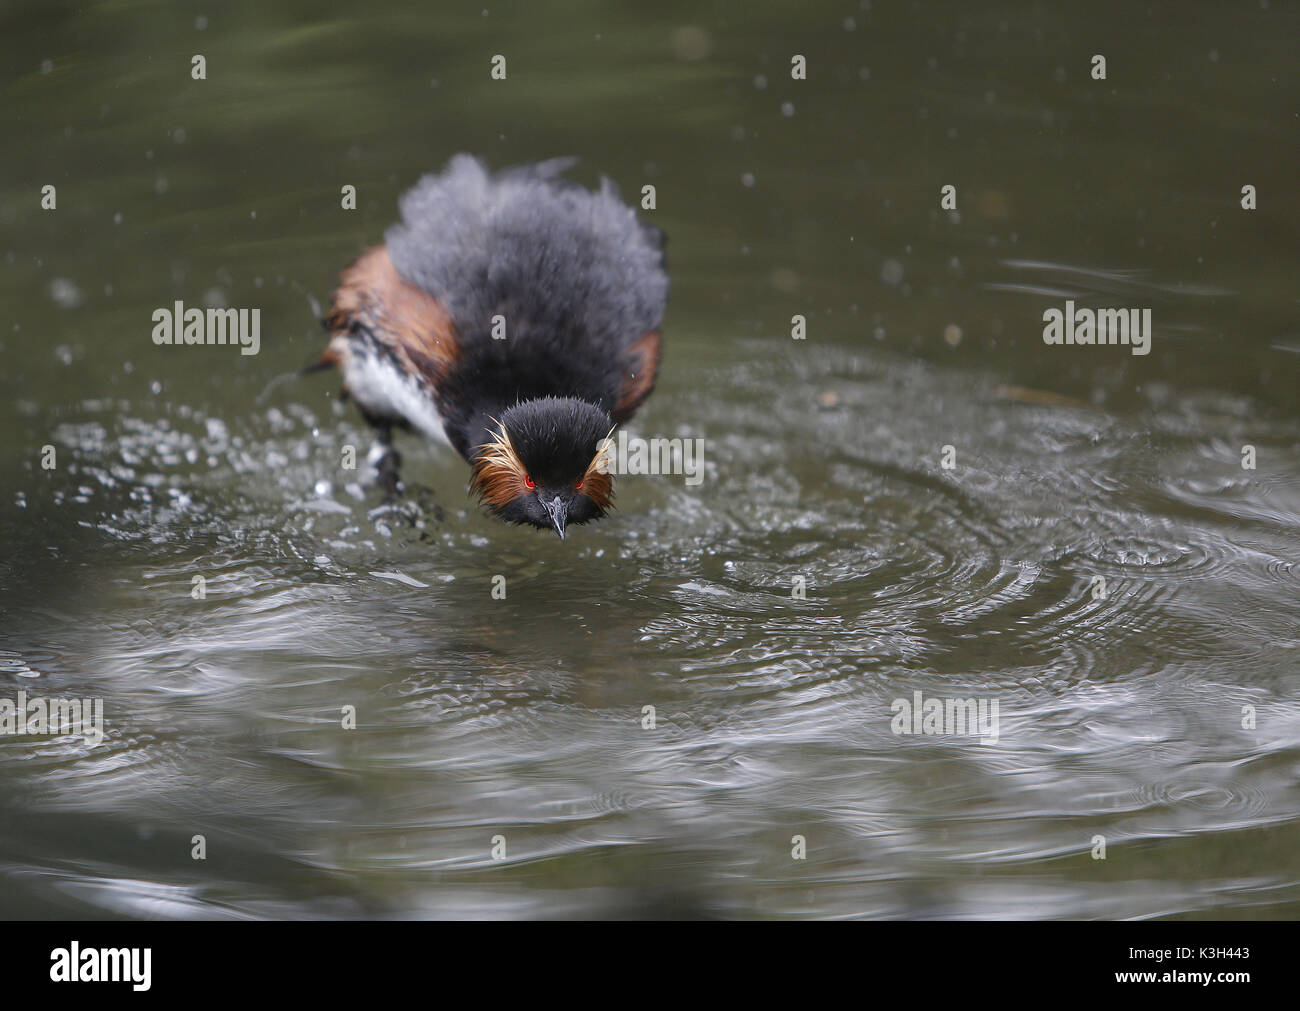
[2,0,1298,918]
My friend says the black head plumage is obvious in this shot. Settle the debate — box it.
[469,397,615,537]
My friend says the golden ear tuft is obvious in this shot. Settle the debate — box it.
[579,430,616,512]
[469,421,530,509]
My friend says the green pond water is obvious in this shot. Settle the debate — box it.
[1,0,1298,918]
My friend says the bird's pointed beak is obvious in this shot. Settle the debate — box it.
[546,497,567,539]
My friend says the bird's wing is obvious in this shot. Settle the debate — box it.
[325,244,461,384]
[612,329,662,424]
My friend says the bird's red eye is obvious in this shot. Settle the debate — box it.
[575,480,583,490]
[524,474,534,489]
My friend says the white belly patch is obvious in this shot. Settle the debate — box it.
[339,345,450,446]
